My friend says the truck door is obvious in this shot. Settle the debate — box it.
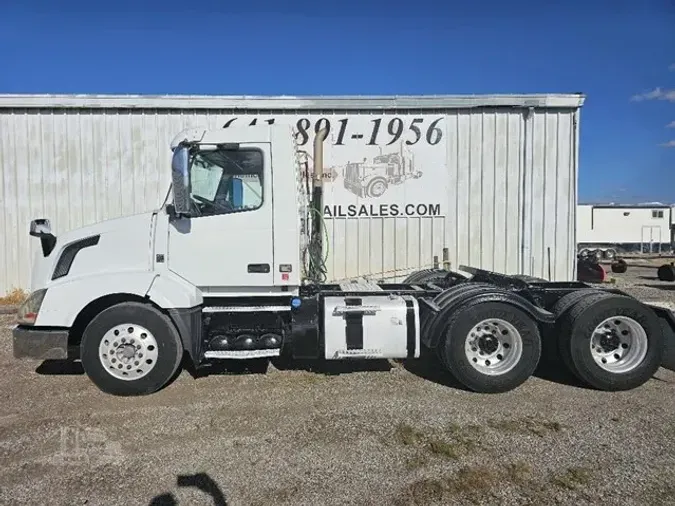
[167,143,274,288]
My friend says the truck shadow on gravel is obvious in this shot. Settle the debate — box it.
[401,349,589,391]
[184,355,394,379]
[32,341,589,391]
[642,283,675,291]
[35,359,84,375]
[531,357,588,388]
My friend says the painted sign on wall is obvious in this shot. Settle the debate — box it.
[222,114,448,219]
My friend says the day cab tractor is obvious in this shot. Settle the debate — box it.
[12,124,675,396]
[343,150,422,198]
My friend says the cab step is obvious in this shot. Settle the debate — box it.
[203,305,290,313]
[204,349,281,359]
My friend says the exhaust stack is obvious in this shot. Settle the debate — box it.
[313,127,328,189]
[307,128,329,283]
[311,127,329,218]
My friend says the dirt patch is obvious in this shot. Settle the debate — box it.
[392,421,482,460]
[550,466,593,490]
[486,416,564,437]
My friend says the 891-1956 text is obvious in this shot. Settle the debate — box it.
[222,116,444,147]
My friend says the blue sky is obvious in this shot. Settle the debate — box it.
[1,0,674,204]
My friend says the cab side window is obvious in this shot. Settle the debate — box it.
[190,148,264,217]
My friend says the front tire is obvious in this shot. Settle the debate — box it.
[438,301,542,393]
[80,302,184,396]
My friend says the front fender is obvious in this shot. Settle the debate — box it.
[35,271,158,327]
[35,271,204,328]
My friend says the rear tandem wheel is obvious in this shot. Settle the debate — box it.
[436,300,542,393]
[555,292,664,391]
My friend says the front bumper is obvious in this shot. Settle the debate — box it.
[13,325,69,360]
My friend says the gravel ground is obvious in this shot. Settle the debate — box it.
[2,271,675,506]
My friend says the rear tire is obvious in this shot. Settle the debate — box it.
[403,268,452,286]
[438,301,542,393]
[80,302,184,396]
[404,268,443,284]
[557,294,664,391]
[552,290,608,377]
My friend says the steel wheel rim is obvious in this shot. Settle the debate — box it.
[590,316,648,373]
[98,324,159,381]
[464,318,523,376]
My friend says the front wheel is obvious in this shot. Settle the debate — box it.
[80,302,184,396]
[438,301,542,393]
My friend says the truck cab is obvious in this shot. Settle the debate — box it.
[165,125,307,292]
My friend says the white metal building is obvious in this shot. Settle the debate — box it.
[577,203,674,252]
[0,93,584,295]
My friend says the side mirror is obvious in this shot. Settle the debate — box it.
[29,218,57,257]
[30,218,52,237]
[171,145,191,215]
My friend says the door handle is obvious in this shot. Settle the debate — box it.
[247,264,270,273]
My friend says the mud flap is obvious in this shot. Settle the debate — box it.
[661,321,675,371]
[648,304,675,371]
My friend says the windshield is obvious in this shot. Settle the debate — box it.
[188,148,264,216]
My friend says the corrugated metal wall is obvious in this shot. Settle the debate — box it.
[0,100,579,295]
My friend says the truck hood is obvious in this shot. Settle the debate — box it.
[30,212,157,291]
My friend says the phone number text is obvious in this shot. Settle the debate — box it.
[222,116,444,147]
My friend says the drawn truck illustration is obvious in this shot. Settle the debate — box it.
[343,146,422,198]
[11,124,675,397]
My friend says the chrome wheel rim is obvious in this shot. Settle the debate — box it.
[465,318,523,376]
[98,324,159,381]
[590,316,648,373]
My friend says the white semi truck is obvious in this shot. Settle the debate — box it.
[11,124,675,396]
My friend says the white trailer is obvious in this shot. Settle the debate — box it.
[577,203,674,255]
[11,124,675,396]
[0,93,583,296]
